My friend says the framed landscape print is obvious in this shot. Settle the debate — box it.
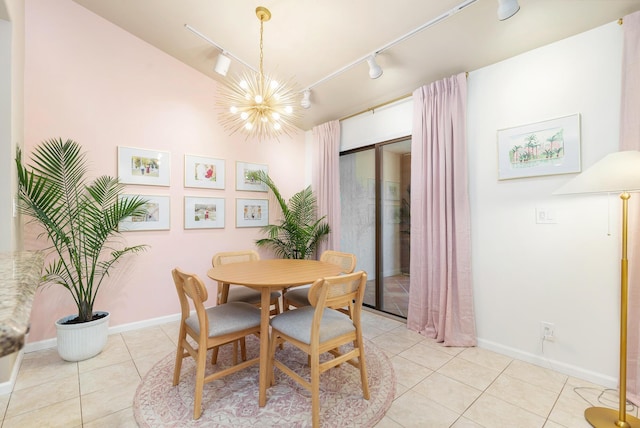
[236,198,268,228]
[184,155,225,189]
[118,146,170,186]
[184,197,225,229]
[236,161,268,192]
[497,114,581,180]
[118,195,170,231]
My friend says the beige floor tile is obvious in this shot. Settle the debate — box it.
[543,421,567,428]
[504,359,567,394]
[373,415,404,427]
[0,392,9,420]
[134,349,174,378]
[399,341,454,371]
[458,346,513,371]
[395,381,410,399]
[371,331,422,355]
[438,357,501,391]
[385,389,460,428]
[79,360,140,395]
[80,378,140,423]
[13,349,78,391]
[412,372,482,414]
[2,397,81,428]
[486,373,560,418]
[463,393,546,428]
[363,324,388,340]
[391,355,433,389]
[5,373,79,418]
[78,334,131,373]
[419,337,467,356]
[547,388,602,427]
[121,326,175,360]
[451,416,485,427]
[83,406,138,428]
[362,311,405,331]
[159,321,181,345]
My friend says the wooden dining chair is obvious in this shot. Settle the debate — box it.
[282,250,357,311]
[268,271,370,428]
[212,250,281,316]
[172,267,261,419]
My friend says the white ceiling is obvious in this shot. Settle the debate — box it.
[71,0,640,132]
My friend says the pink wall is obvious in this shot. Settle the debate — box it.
[23,0,306,342]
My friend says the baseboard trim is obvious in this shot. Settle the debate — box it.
[477,338,617,388]
[24,312,182,354]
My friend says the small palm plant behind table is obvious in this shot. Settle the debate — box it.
[15,138,148,361]
[246,170,329,260]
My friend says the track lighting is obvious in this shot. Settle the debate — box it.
[301,89,311,109]
[367,55,383,79]
[214,52,231,76]
[497,0,520,21]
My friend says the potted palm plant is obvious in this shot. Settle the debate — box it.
[15,138,148,361]
[246,170,329,259]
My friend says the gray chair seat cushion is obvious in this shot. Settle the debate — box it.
[227,286,281,304]
[186,301,261,337]
[284,286,310,306]
[270,306,355,345]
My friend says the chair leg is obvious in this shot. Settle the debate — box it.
[267,331,279,386]
[310,352,321,428]
[173,328,187,386]
[193,344,207,419]
[211,346,219,365]
[240,338,247,361]
[232,340,238,365]
[356,336,370,400]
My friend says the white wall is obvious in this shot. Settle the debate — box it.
[469,21,622,386]
[341,21,623,387]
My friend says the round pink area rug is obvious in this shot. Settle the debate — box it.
[134,335,395,427]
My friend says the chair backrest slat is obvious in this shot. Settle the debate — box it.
[212,250,260,267]
[320,250,356,274]
[172,267,209,337]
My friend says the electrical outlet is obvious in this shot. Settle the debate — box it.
[541,322,555,341]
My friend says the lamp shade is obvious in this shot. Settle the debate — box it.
[367,55,383,79]
[553,150,640,195]
[497,0,520,21]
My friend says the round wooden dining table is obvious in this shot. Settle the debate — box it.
[207,259,344,407]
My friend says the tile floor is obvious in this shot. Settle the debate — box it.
[0,310,632,427]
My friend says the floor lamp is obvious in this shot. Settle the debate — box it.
[555,150,640,427]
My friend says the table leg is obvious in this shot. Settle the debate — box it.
[258,287,270,407]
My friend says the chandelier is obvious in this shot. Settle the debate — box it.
[217,7,300,140]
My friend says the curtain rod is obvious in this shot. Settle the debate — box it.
[339,72,469,122]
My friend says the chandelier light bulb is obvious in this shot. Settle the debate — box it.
[285,106,293,114]
[270,80,279,89]
[274,123,281,130]
[255,95,263,103]
[272,112,280,120]
[244,122,253,130]
[239,80,248,90]
[240,112,249,120]
[230,106,238,114]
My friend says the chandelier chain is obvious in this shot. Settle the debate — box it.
[259,18,264,89]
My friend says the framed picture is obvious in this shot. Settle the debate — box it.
[118,195,170,231]
[184,155,225,189]
[184,197,225,229]
[236,198,268,228]
[236,161,268,192]
[118,146,170,186]
[497,113,581,180]
[384,181,400,201]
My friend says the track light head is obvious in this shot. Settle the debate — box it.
[301,89,311,109]
[367,55,383,79]
[214,52,231,76]
[497,0,520,21]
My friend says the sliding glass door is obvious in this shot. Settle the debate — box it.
[340,137,411,318]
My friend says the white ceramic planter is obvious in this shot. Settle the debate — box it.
[55,311,110,362]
